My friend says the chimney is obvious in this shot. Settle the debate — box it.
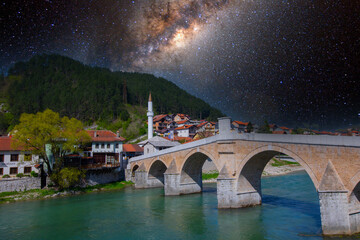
[117,131,120,137]
[94,131,97,138]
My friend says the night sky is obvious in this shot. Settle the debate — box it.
[1,0,360,130]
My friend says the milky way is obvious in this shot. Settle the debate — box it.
[1,0,360,129]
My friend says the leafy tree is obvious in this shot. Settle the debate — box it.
[246,122,254,133]
[50,167,85,189]
[11,109,91,174]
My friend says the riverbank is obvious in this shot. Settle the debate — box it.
[0,181,133,204]
[203,159,304,183]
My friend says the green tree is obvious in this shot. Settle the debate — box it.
[246,122,254,133]
[11,109,91,174]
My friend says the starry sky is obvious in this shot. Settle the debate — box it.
[1,0,360,130]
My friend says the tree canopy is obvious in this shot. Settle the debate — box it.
[4,54,223,129]
[11,109,91,173]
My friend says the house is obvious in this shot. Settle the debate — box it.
[193,131,214,140]
[176,119,191,127]
[232,121,249,133]
[85,130,125,166]
[175,125,197,138]
[0,136,39,178]
[142,136,180,154]
[196,121,208,132]
[273,126,292,134]
[153,114,169,131]
[122,144,143,166]
[174,114,190,122]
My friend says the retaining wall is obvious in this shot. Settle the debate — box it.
[0,177,41,192]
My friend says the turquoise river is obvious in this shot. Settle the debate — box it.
[0,171,359,240]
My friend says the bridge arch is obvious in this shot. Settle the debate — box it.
[236,144,319,189]
[131,164,139,178]
[147,159,168,187]
[234,145,319,207]
[179,151,219,194]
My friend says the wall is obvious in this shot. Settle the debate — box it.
[85,168,125,186]
[0,177,41,192]
[0,151,39,176]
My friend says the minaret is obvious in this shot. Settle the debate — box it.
[147,92,154,139]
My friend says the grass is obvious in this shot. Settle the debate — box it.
[202,172,219,180]
[0,181,133,204]
[271,158,300,167]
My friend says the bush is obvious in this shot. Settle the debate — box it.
[30,171,38,177]
[50,167,85,190]
[2,174,10,178]
[16,173,24,178]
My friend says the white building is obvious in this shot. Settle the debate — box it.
[141,136,180,155]
[85,130,125,165]
[175,125,197,138]
[0,136,39,177]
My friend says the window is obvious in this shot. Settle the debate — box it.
[10,167,18,175]
[11,154,18,162]
[24,167,32,174]
[0,168,3,175]
[24,154,32,161]
[107,144,110,148]
[115,143,119,148]
[95,144,99,149]
[0,155,3,162]
[101,144,105,149]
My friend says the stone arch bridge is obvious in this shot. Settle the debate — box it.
[129,117,360,235]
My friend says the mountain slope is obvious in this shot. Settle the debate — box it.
[4,54,223,126]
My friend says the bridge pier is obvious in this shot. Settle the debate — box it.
[134,170,148,188]
[164,173,180,195]
[318,191,351,235]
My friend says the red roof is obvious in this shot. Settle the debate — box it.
[233,121,248,126]
[177,120,188,124]
[153,114,168,122]
[197,122,207,128]
[123,144,144,153]
[0,136,23,151]
[279,126,290,130]
[87,130,125,142]
[175,125,194,130]
[164,136,193,143]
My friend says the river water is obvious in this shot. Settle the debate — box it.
[0,171,357,240]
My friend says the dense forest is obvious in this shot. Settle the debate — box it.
[0,54,223,133]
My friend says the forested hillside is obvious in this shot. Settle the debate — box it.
[1,54,223,132]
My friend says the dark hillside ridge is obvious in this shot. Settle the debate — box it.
[6,54,223,122]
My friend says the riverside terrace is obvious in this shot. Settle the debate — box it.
[129,117,360,236]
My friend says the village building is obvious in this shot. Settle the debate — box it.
[232,121,249,133]
[141,136,180,154]
[85,130,125,166]
[174,113,190,122]
[193,131,214,140]
[175,125,197,138]
[0,136,39,177]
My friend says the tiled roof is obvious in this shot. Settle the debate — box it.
[279,126,290,130]
[233,121,249,126]
[87,130,125,142]
[0,136,23,151]
[153,114,168,122]
[177,120,188,124]
[197,122,208,128]
[123,144,144,153]
[175,125,194,130]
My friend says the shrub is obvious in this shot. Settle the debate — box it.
[50,167,85,190]
[16,173,24,178]
[30,171,38,177]
[2,174,10,178]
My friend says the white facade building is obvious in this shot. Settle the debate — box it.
[0,136,39,177]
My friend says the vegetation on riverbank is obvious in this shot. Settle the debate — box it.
[0,181,133,204]
[271,159,300,167]
[202,172,219,180]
